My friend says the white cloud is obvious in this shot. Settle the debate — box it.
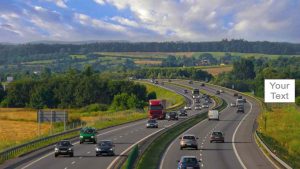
[0,0,300,42]
[94,0,106,5]
[111,16,139,27]
[45,0,68,8]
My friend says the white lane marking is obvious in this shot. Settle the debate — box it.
[159,89,220,169]
[20,120,146,169]
[107,127,168,169]
[87,151,90,154]
[232,101,253,169]
[79,157,82,159]
[71,161,75,165]
[119,136,123,138]
[64,167,67,169]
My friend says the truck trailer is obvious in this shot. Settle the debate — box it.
[149,99,167,119]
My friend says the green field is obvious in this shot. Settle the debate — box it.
[258,104,300,168]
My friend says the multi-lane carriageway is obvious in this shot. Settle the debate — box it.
[1,80,275,169]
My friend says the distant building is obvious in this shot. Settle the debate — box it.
[34,71,41,75]
[7,76,14,82]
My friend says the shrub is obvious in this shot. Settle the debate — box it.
[296,96,300,106]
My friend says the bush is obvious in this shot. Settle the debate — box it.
[296,96,300,106]
[147,91,157,100]
[111,93,145,111]
[80,103,109,112]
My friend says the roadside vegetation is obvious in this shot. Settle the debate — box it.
[0,74,186,152]
[137,81,185,109]
[258,104,300,168]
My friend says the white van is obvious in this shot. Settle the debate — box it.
[208,110,219,120]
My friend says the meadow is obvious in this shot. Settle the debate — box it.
[258,104,300,168]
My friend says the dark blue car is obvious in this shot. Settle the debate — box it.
[177,156,201,169]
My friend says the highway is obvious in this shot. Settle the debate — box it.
[1,81,215,169]
[160,80,275,169]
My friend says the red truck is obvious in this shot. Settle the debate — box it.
[149,99,167,119]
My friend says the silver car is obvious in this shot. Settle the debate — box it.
[180,134,198,150]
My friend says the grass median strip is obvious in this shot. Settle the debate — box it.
[136,113,207,169]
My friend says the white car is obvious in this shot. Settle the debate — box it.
[202,103,209,108]
[219,90,224,93]
[194,105,202,110]
[192,95,200,99]
[230,103,236,107]
[208,110,219,120]
[184,106,192,110]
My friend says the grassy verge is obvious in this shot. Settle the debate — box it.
[137,81,186,109]
[257,104,300,168]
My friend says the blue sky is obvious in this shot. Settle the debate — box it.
[0,0,299,43]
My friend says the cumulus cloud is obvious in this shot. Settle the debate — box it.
[0,0,299,43]
[45,0,68,8]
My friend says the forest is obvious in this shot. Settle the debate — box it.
[1,39,300,65]
[0,67,150,110]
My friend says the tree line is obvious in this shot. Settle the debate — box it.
[0,67,152,110]
[1,39,300,65]
[213,57,300,105]
[132,67,213,81]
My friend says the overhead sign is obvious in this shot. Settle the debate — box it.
[264,79,295,103]
[37,110,68,123]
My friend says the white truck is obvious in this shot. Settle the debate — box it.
[208,110,219,120]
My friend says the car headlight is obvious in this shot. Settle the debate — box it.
[80,136,83,138]
[68,148,73,151]
[91,136,95,138]
[95,148,100,151]
[110,148,113,151]
[55,148,58,151]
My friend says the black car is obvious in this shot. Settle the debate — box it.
[201,83,205,87]
[166,112,179,121]
[189,80,193,84]
[54,140,74,157]
[237,105,245,113]
[184,89,188,94]
[210,131,225,143]
[216,90,220,95]
[178,110,188,116]
[95,140,115,156]
[146,119,158,128]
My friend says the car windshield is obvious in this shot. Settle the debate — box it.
[82,128,95,134]
[180,110,186,113]
[150,105,162,110]
[58,141,71,146]
[99,141,112,147]
[148,119,156,123]
[182,157,198,164]
[183,136,196,140]
[169,112,176,115]
[213,132,223,136]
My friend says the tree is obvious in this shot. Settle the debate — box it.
[232,59,255,80]
[147,91,157,100]
[0,84,5,103]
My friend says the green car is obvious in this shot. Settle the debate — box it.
[80,127,97,144]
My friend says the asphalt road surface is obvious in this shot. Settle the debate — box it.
[160,80,275,169]
[1,81,215,169]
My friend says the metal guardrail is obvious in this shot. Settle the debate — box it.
[0,81,186,166]
[255,132,292,169]
[187,80,292,169]
[0,127,81,164]
[120,85,225,169]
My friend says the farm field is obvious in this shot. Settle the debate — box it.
[0,82,184,152]
[201,65,233,76]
